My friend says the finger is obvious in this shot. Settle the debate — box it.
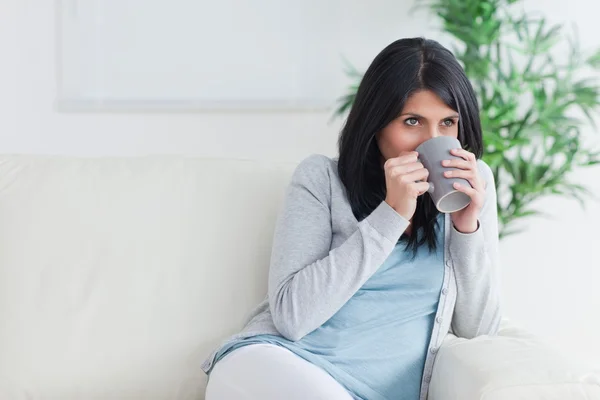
[441,158,471,170]
[413,181,431,195]
[444,169,474,180]
[402,167,429,183]
[445,169,485,192]
[450,148,476,162]
[384,152,419,169]
[384,154,419,170]
[453,181,480,200]
[444,168,475,183]
[388,161,425,177]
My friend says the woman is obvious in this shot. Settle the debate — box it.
[201,37,501,400]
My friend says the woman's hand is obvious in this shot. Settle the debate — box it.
[442,148,486,233]
[384,151,431,221]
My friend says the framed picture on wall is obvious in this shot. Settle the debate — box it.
[56,0,425,111]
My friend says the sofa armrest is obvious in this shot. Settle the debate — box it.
[428,319,600,400]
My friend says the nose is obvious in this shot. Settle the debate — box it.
[426,125,441,139]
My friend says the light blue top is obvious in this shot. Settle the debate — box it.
[202,155,502,400]
[212,215,445,400]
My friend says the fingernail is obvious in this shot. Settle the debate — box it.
[453,182,461,189]
[442,160,450,166]
[444,171,452,177]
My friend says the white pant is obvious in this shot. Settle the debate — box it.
[205,344,353,399]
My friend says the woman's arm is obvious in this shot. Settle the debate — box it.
[448,160,502,338]
[268,155,410,341]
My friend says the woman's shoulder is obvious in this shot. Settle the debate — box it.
[297,153,338,170]
[290,154,340,200]
[293,154,338,182]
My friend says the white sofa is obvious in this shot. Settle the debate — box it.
[0,154,598,400]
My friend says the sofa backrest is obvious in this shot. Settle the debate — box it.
[0,155,296,399]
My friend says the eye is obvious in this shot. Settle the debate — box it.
[404,117,419,126]
[442,119,456,127]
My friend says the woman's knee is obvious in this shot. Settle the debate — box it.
[205,344,352,400]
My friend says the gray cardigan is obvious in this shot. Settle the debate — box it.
[202,154,502,400]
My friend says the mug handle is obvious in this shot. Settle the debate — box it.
[416,157,435,194]
[416,180,435,194]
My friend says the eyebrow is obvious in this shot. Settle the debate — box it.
[399,112,460,119]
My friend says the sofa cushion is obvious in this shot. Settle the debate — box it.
[428,320,600,400]
[0,155,295,399]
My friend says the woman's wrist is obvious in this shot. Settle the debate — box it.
[453,219,479,234]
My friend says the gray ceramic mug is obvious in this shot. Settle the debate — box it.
[415,136,472,213]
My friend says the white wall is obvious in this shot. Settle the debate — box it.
[502,0,600,370]
[1,0,599,369]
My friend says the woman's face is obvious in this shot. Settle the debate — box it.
[377,89,459,160]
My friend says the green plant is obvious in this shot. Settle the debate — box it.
[334,0,600,238]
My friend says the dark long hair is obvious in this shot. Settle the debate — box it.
[338,37,483,254]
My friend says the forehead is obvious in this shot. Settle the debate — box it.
[401,90,456,116]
